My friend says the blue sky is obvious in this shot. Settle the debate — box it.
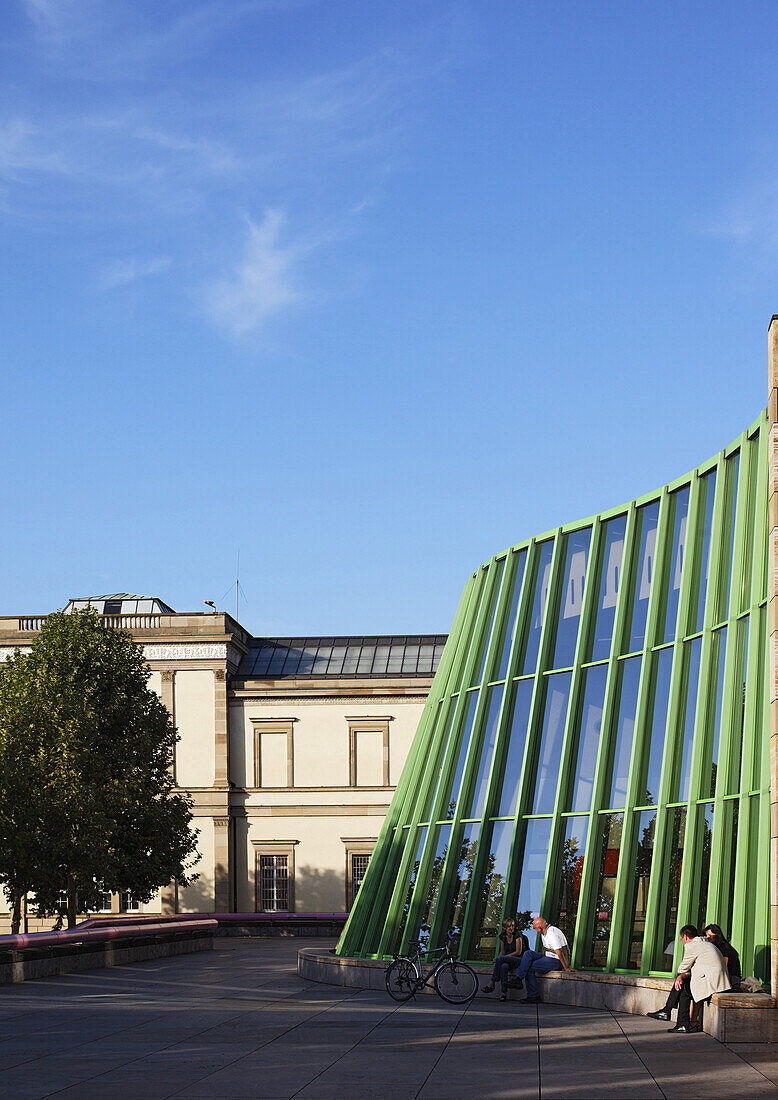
[1,1,776,634]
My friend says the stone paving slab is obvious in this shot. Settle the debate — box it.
[0,938,772,1098]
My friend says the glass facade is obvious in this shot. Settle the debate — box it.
[338,415,770,983]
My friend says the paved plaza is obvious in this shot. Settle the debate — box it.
[0,938,773,1098]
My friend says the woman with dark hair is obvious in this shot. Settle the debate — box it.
[482,918,530,1001]
[703,924,741,991]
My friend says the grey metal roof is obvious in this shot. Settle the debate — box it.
[236,635,448,679]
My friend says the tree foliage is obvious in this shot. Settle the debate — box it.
[0,610,199,928]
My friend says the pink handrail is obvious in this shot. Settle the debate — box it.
[0,918,217,951]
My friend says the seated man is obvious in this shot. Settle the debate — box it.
[649,924,730,1033]
[513,916,571,1003]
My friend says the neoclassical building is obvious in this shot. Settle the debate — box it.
[0,599,445,926]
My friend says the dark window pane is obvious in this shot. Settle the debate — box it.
[496,679,533,817]
[658,487,689,644]
[443,691,479,820]
[516,818,553,925]
[395,826,428,951]
[589,515,626,661]
[267,647,289,675]
[569,664,608,812]
[654,806,687,970]
[402,645,420,674]
[471,820,514,962]
[624,501,659,653]
[532,672,572,814]
[297,647,318,675]
[342,646,362,674]
[727,616,749,794]
[624,809,657,968]
[417,824,451,944]
[688,469,717,634]
[495,550,527,681]
[552,529,591,669]
[281,647,303,675]
[555,815,589,947]
[522,541,554,674]
[425,701,457,821]
[696,803,714,931]
[640,648,673,805]
[311,646,332,674]
[587,813,623,967]
[253,645,275,675]
[446,822,481,935]
[607,657,641,808]
[672,638,702,802]
[467,685,504,819]
[703,628,727,798]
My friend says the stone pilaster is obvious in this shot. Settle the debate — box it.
[768,315,778,1000]
[213,816,231,913]
[214,668,229,787]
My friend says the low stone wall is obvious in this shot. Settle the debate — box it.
[0,924,215,985]
[81,913,348,938]
[297,948,776,1042]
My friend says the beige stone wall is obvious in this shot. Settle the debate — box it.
[174,670,216,788]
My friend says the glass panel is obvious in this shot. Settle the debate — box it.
[522,541,554,674]
[588,813,623,967]
[423,700,457,821]
[515,818,553,924]
[717,452,740,622]
[473,561,505,686]
[443,691,479,820]
[753,606,766,790]
[555,815,589,947]
[467,685,504,819]
[623,809,656,969]
[695,803,714,931]
[704,628,727,798]
[721,800,739,938]
[640,647,673,806]
[495,550,527,681]
[672,637,702,803]
[589,515,627,661]
[446,822,481,934]
[740,436,760,614]
[395,826,428,951]
[417,824,451,946]
[552,528,591,669]
[607,657,641,808]
[471,820,514,961]
[532,672,572,814]
[654,806,687,970]
[658,487,689,643]
[688,469,717,634]
[496,680,533,817]
[624,501,660,653]
[569,664,608,812]
[728,616,749,794]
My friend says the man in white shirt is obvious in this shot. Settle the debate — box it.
[513,916,572,1003]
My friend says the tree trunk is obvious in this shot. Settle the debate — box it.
[10,892,21,936]
[67,874,77,929]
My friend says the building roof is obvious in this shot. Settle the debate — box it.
[64,595,176,615]
[236,635,448,679]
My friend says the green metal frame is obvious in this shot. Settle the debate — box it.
[337,414,771,985]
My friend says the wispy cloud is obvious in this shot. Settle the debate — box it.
[203,210,311,338]
[99,255,172,290]
[704,175,778,251]
[0,118,72,179]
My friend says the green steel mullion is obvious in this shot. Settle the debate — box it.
[539,518,602,940]
[674,451,729,943]
[401,562,502,950]
[640,469,704,974]
[752,787,771,983]
[480,552,515,686]
[375,825,428,957]
[568,504,639,968]
[605,488,674,969]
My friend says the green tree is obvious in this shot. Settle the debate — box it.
[0,609,199,929]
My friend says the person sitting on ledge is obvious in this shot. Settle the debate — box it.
[703,924,741,992]
[482,918,530,1001]
[648,924,730,1033]
[512,916,572,1004]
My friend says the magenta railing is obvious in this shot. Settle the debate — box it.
[0,918,217,951]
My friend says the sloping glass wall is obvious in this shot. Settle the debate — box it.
[338,415,770,981]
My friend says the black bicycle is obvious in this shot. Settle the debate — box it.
[385,931,479,1004]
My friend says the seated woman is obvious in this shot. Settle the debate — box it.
[704,924,741,991]
[483,918,530,1001]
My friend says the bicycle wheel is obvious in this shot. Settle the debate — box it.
[434,960,478,1004]
[385,957,421,1002]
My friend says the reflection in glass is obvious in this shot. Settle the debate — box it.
[607,657,641,808]
[443,691,479,819]
[552,528,591,669]
[722,801,739,939]
[516,818,553,922]
[658,487,689,643]
[640,648,673,805]
[496,680,533,817]
[655,807,686,970]
[624,809,656,968]
[495,550,528,681]
[446,822,481,934]
[695,804,714,932]
[588,814,623,967]
[522,541,554,674]
[674,638,702,802]
[556,815,589,946]
[532,673,572,813]
[727,616,749,794]
[589,515,626,661]
[704,628,727,798]
[473,560,505,686]
[395,826,428,951]
[417,824,451,944]
[689,469,717,634]
[717,452,740,622]
[625,501,660,653]
[467,685,504,819]
[424,701,457,821]
[472,820,514,961]
[569,664,608,812]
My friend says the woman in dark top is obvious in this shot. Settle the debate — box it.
[483,919,530,1001]
[704,924,741,990]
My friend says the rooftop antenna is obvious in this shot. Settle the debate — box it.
[236,552,239,619]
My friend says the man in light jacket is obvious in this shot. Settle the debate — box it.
[667,923,731,1033]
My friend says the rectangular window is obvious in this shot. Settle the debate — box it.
[522,541,554,674]
[658,486,689,643]
[351,854,370,903]
[639,648,673,806]
[467,685,504,819]
[259,855,289,912]
[96,882,112,913]
[496,679,533,817]
[516,819,553,932]
[569,664,608,812]
[607,657,641,808]
[395,826,428,950]
[704,627,727,798]
[120,890,138,913]
[654,806,686,970]
[471,819,514,962]
[443,691,479,820]
[624,501,659,653]
[552,528,591,670]
[447,822,481,934]
[695,803,714,931]
[472,560,505,686]
[716,451,740,623]
[555,815,588,947]
[587,813,623,968]
[623,808,656,969]
[417,824,451,942]
[727,616,749,795]
[494,550,527,681]
[688,469,717,634]
[672,638,702,802]
[588,515,626,661]
[355,731,383,786]
[531,672,572,814]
